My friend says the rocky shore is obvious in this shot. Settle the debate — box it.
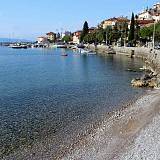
[131,70,158,88]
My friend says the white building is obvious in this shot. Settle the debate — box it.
[72,31,82,44]
[37,37,48,44]
[138,11,153,20]
[73,36,80,44]
[138,3,160,22]
[152,14,160,22]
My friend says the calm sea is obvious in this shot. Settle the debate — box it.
[0,47,145,159]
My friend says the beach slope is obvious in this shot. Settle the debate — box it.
[62,90,160,160]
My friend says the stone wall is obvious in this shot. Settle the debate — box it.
[87,44,160,86]
[87,45,160,72]
[113,47,160,75]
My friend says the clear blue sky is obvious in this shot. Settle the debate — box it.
[0,0,158,40]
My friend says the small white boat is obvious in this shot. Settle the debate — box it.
[87,52,96,55]
[80,49,96,55]
[9,44,27,49]
[71,46,78,50]
[52,42,67,48]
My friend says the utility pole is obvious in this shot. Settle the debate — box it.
[106,31,108,45]
[153,20,156,49]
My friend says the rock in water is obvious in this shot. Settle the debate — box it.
[131,79,147,87]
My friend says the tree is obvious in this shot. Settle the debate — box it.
[112,23,120,43]
[139,23,160,43]
[80,21,89,42]
[135,17,140,41]
[62,35,72,43]
[139,26,152,40]
[128,12,135,45]
[83,32,97,44]
[120,22,128,46]
[104,26,112,45]
[96,29,105,43]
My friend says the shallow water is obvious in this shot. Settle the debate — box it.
[0,47,145,159]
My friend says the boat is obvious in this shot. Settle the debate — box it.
[10,44,28,49]
[80,49,96,55]
[71,46,78,50]
[61,54,68,56]
[87,52,97,55]
[80,49,91,54]
[53,42,67,48]
[77,43,85,49]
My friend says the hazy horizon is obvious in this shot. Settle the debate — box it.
[0,0,158,40]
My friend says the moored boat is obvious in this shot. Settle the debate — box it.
[53,42,67,48]
[61,53,68,56]
[10,44,28,49]
[79,49,96,55]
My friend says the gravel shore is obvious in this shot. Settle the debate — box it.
[62,89,160,160]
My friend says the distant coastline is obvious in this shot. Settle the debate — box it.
[0,38,33,43]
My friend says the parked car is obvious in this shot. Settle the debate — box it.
[155,45,160,50]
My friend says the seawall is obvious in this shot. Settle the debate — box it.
[113,46,160,86]
[87,44,160,86]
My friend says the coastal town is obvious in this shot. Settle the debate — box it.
[2,1,160,160]
[1,2,159,54]
[35,2,160,49]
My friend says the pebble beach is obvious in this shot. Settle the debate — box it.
[62,89,160,160]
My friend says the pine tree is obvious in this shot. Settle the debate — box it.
[128,13,135,43]
[135,14,140,43]
[80,21,89,42]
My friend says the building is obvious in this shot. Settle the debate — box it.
[72,30,82,44]
[101,17,117,29]
[88,27,97,33]
[61,31,72,39]
[138,3,160,22]
[46,32,56,42]
[37,37,48,44]
[152,14,160,22]
[138,11,153,20]
[101,17,129,29]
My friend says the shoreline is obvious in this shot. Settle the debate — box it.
[62,89,160,159]
[61,46,160,159]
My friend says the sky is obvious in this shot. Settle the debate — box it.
[0,0,158,40]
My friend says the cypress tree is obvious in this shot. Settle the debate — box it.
[80,21,89,42]
[128,13,135,43]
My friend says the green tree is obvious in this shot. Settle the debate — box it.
[128,13,135,45]
[83,32,97,44]
[139,23,160,43]
[96,29,105,43]
[120,22,128,46]
[104,26,112,45]
[62,35,72,43]
[139,27,152,40]
[135,15,140,43]
[109,23,120,44]
[80,21,89,42]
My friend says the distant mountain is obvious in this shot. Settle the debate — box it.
[0,38,33,43]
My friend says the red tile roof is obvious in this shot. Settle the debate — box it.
[136,20,154,25]
[103,17,129,23]
[46,32,56,35]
